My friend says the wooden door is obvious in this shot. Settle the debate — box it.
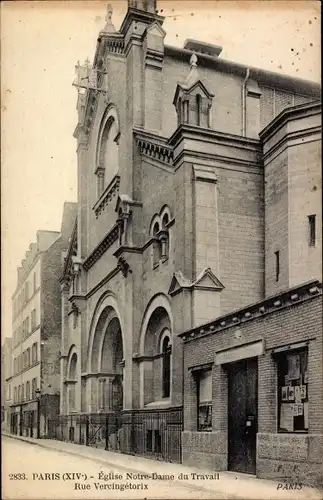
[228,357,258,474]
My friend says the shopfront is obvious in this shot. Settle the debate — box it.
[181,281,323,488]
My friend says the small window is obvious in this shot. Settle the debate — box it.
[197,370,212,431]
[308,215,316,247]
[275,250,280,282]
[33,272,37,293]
[277,349,308,433]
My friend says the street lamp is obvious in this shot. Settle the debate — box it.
[35,389,41,439]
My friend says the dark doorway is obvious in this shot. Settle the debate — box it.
[228,357,258,474]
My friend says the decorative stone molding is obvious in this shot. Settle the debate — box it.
[193,165,217,183]
[180,280,322,343]
[83,224,119,271]
[168,267,224,297]
[117,256,132,278]
[135,137,174,165]
[105,36,125,55]
[93,175,120,218]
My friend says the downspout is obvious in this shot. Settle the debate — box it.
[242,68,250,136]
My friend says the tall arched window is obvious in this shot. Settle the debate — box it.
[153,222,161,268]
[161,334,171,399]
[161,213,170,261]
[196,94,202,126]
[96,107,120,198]
[68,353,77,413]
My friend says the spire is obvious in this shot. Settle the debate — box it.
[102,3,116,33]
[184,53,199,88]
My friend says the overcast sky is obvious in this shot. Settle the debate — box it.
[1,1,320,342]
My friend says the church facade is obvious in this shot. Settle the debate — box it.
[57,0,321,480]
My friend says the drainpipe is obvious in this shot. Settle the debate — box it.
[242,68,250,136]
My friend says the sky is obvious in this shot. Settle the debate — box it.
[1,0,321,342]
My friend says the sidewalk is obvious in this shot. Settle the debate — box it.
[3,433,323,500]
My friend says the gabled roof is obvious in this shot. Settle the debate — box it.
[173,79,214,106]
[168,267,224,296]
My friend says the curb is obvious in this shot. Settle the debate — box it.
[3,434,234,499]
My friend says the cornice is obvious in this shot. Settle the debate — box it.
[134,131,174,166]
[119,8,165,35]
[104,34,125,55]
[262,125,321,164]
[82,224,119,271]
[180,280,322,343]
[61,219,78,281]
[173,149,263,173]
[164,45,321,98]
[93,175,120,218]
[260,101,321,142]
[168,124,262,152]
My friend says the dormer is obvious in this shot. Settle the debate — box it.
[173,54,214,128]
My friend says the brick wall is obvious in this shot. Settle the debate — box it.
[217,167,265,313]
[288,139,322,286]
[40,239,63,395]
[181,287,322,486]
[264,150,289,295]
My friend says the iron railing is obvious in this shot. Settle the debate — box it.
[48,407,183,463]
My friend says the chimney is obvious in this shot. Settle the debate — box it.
[128,0,157,14]
[184,39,223,58]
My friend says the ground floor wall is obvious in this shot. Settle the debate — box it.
[181,282,323,488]
[8,394,60,439]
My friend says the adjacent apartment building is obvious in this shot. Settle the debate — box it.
[9,202,77,438]
[56,0,321,487]
[2,337,13,432]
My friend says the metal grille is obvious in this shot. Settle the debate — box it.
[47,407,183,463]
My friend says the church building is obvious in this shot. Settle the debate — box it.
[57,0,321,484]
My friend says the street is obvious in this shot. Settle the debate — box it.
[2,437,224,499]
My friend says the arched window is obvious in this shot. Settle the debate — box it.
[161,335,171,398]
[96,107,120,198]
[152,222,161,268]
[160,213,170,261]
[196,94,202,126]
[68,353,77,413]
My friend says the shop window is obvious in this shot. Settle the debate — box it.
[277,349,308,433]
[197,370,212,431]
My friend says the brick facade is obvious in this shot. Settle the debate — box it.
[181,282,323,487]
